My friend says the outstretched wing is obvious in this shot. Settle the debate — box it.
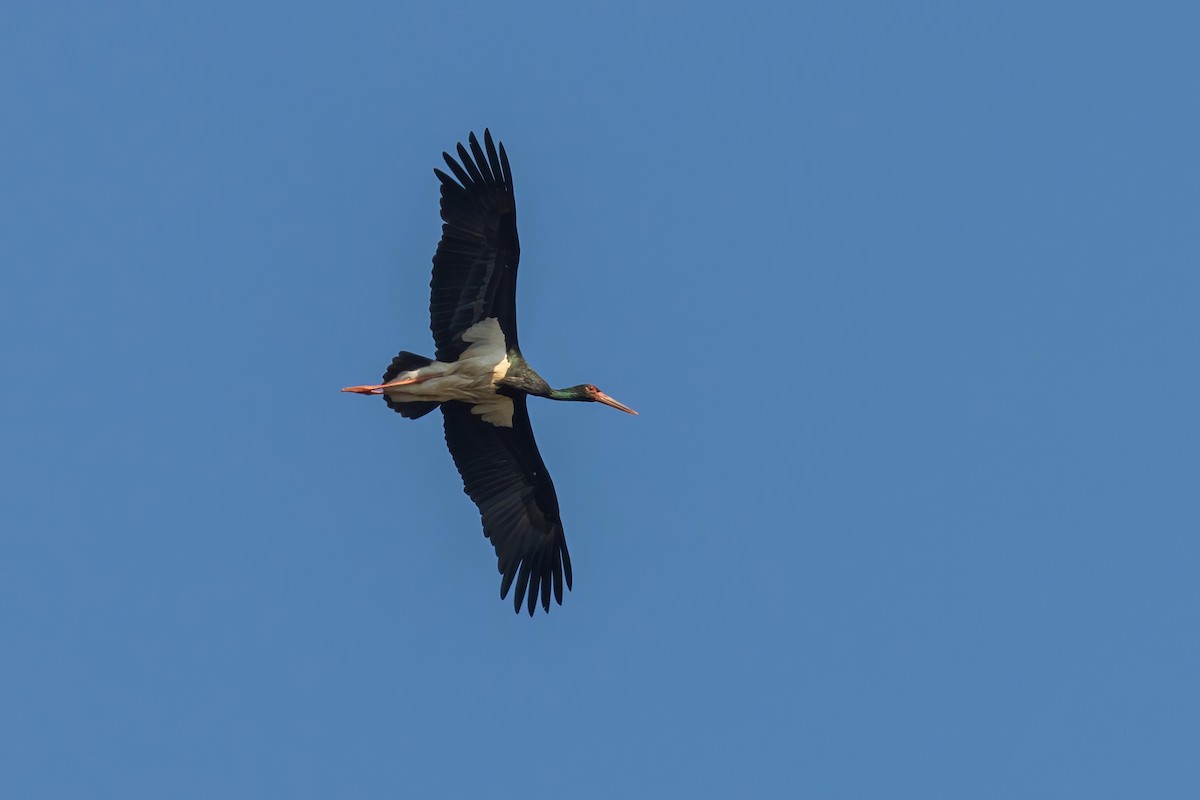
[430,130,521,362]
[441,398,573,615]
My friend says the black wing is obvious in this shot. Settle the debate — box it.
[441,399,573,615]
[430,130,520,362]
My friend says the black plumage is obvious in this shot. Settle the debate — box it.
[432,131,571,615]
[381,352,439,419]
[344,130,635,615]
[430,132,520,362]
[441,400,571,615]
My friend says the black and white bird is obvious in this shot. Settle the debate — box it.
[343,130,636,615]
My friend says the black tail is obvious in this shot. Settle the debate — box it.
[382,351,440,419]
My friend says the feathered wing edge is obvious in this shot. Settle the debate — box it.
[441,399,573,615]
[428,130,521,362]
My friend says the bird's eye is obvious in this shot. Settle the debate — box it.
[587,384,598,393]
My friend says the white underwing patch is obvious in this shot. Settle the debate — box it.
[471,396,515,427]
[460,318,514,427]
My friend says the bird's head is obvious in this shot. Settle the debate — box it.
[555,384,638,415]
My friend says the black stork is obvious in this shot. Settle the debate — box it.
[342,130,636,615]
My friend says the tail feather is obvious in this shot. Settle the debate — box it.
[382,351,440,419]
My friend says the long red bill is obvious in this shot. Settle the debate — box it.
[595,391,638,415]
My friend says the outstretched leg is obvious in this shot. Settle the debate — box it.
[341,374,431,395]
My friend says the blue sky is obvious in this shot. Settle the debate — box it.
[2,1,1198,797]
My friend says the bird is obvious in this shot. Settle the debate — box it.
[342,130,636,616]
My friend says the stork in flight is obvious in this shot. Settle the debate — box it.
[343,130,636,615]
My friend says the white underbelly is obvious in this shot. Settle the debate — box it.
[383,318,514,426]
[385,360,499,403]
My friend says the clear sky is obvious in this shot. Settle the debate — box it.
[2,2,1198,797]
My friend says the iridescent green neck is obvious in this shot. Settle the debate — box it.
[549,385,591,402]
